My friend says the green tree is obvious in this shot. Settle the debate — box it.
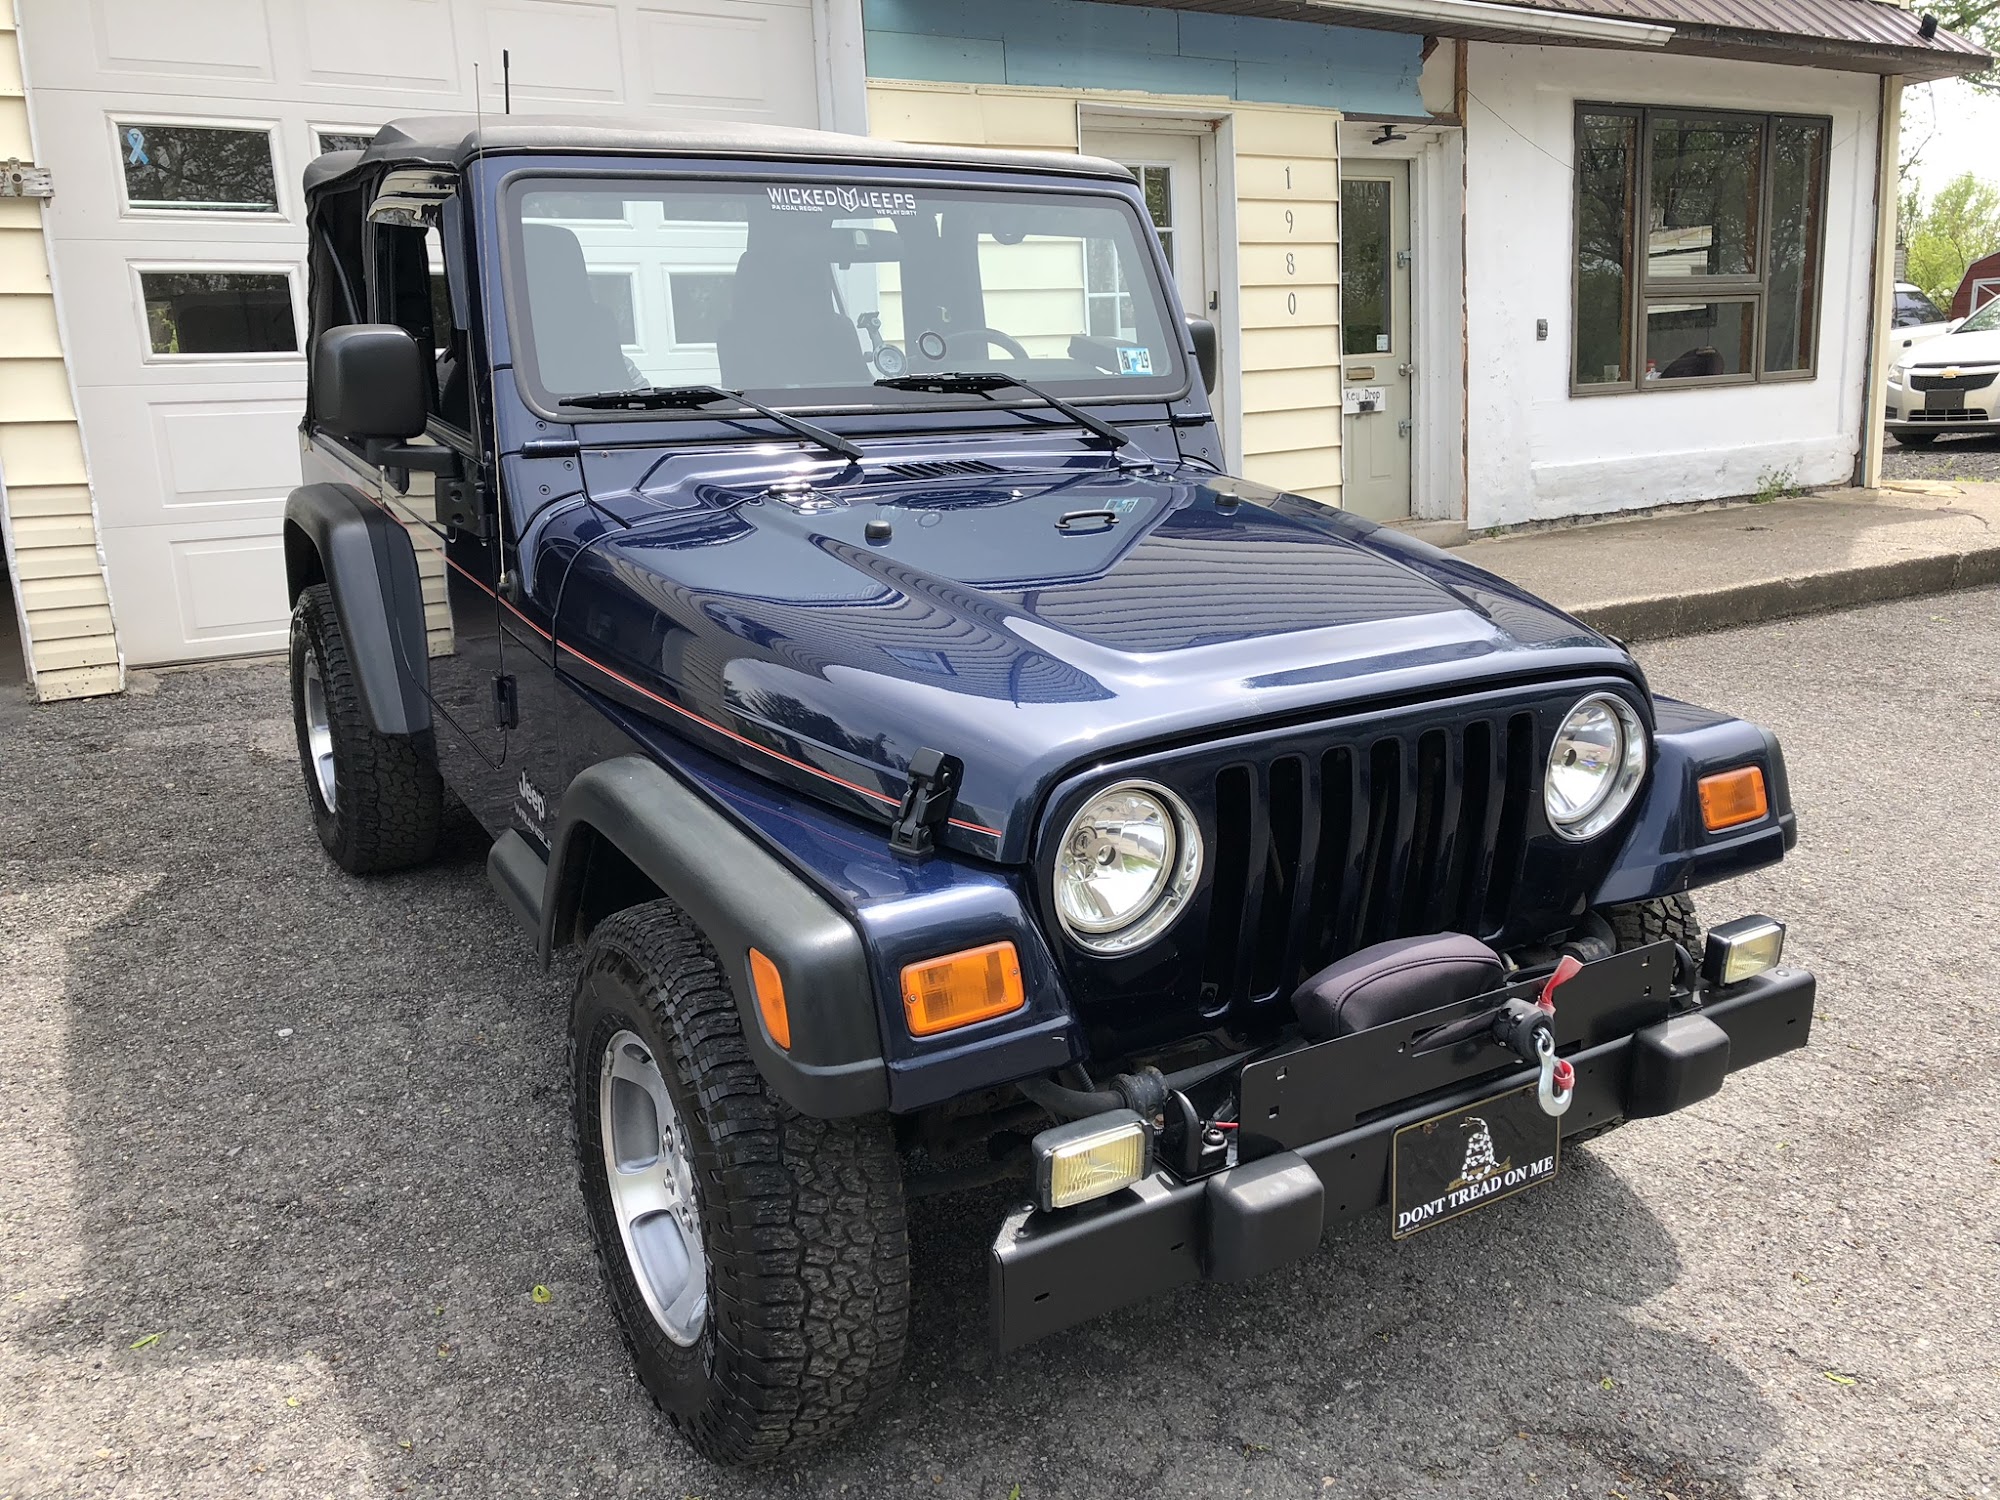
[1903,171,2000,306]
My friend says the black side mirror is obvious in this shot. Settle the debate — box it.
[1186,316,1219,396]
[314,324,428,441]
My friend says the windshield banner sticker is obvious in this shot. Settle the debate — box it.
[766,185,918,217]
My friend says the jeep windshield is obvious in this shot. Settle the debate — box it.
[502,175,1186,416]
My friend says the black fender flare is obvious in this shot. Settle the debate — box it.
[282,482,432,737]
[546,755,890,1118]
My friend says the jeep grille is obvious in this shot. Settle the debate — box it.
[1197,714,1537,1013]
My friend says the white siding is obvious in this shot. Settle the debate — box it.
[1462,42,1880,530]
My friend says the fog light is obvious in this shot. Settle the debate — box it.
[1702,915,1786,986]
[1033,1110,1151,1211]
[1698,765,1769,831]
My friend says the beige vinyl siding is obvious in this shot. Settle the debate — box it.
[0,14,120,700]
[1233,106,1340,506]
[866,81,1341,508]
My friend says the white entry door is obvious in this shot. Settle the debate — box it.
[1339,159,1412,521]
[19,0,821,666]
[1080,126,1227,444]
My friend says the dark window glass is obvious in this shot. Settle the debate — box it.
[1575,111,1638,386]
[590,272,637,344]
[141,271,296,354]
[1573,105,1828,392]
[1648,115,1761,280]
[317,130,375,155]
[1765,118,1827,373]
[1341,178,1390,357]
[429,271,454,348]
[119,123,278,213]
[668,272,731,345]
[1893,289,1944,327]
[1646,300,1754,380]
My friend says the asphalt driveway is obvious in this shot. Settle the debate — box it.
[2,590,1997,1499]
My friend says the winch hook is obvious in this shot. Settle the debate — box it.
[1535,1029,1576,1118]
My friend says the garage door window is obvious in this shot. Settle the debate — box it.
[139,270,299,357]
[117,122,279,214]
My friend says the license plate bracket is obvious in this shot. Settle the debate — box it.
[1390,1083,1559,1239]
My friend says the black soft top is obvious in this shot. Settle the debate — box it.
[302,114,1130,196]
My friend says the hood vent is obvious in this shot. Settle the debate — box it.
[882,459,1004,481]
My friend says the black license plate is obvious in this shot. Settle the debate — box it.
[1390,1084,1560,1239]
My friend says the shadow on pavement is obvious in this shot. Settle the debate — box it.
[5,662,1777,1500]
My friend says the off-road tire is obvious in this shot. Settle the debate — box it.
[1892,431,1938,447]
[1572,895,1703,1148]
[288,583,442,874]
[1605,892,1702,955]
[570,901,909,1464]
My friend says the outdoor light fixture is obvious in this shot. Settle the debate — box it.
[1033,1111,1152,1211]
[1702,916,1787,987]
[1372,124,1409,145]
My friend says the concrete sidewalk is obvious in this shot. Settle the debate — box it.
[1451,480,2000,640]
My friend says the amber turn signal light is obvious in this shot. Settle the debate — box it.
[902,941,1026,1037]
[1698,765,1769,831]
[748,948,790,1050]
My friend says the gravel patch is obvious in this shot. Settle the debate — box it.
[3,594,1998,1500]
[1883,431,2000,484]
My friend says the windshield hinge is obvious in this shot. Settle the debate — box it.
[889,748,964,859]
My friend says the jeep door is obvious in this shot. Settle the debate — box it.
[362,189,515,824]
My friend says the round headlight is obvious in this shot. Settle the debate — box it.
[1052,782,1202,955]
[1545,693,1648,840]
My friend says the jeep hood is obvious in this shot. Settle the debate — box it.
[546,460,1633,860]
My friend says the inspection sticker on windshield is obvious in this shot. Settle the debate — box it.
[765,184,918,216]
[1118,346,1155,376]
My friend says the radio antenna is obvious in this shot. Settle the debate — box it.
[502,50,512,115]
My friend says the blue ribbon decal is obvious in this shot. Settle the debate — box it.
[125,127,148,167]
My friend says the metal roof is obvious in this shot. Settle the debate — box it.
[302,116,1131,194]
[1091,0,1992,81]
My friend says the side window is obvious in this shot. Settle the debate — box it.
[370,217,471,435]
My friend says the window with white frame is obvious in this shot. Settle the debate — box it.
[138,269,299,356]
[117,121,279,214]
[1573,105,1830,392]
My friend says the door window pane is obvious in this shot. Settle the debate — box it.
[118,123,278,213]
[668,272,731,345]
[1575,111,1638,386]
[1646,300,1753,381]
[1341,178,1390,356]
[1765,118,1828,373]
[141,271,297,355]
[1647,114,1762,279]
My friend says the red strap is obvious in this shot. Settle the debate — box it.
[1553,1058,1575,1091]
[1538,954,1583,1012]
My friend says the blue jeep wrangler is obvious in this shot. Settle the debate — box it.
[284,116,1813,1463]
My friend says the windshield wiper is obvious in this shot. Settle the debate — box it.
[874,372,1134,450]
[557,384,862,462]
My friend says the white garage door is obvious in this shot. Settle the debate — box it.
[18,0,823,666]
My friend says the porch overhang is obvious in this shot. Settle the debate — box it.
[1092,0,1994,82]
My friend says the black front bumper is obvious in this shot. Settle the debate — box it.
[990,958,1815,1351]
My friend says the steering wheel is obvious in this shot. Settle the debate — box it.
[949,327,1031,362]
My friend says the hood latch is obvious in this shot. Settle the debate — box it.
[889,748,964,858]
